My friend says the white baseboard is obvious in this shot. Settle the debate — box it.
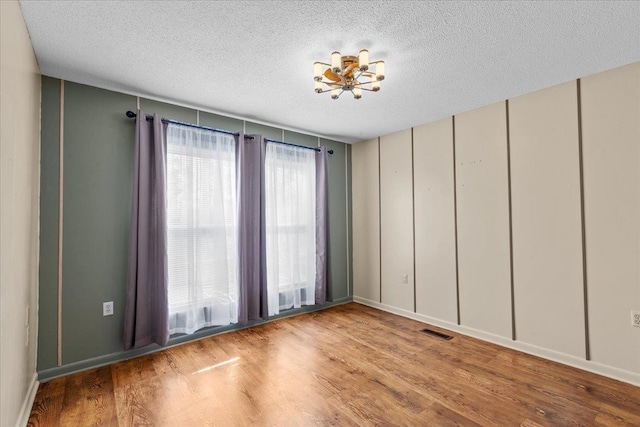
[16,373,39,427]
[353,296,640,387]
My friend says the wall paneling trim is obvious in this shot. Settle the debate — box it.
[37,77,353,380]
[352,61,640,385]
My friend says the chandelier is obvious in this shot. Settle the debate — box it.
[313,50,385,99]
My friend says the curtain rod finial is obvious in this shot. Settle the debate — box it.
[126,110,137,118]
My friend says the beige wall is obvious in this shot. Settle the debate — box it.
[0,1,41,426]
[380,129,414,311]
[581,63,640,373]
[455,102,512,338]
[352,138,380,301]
[509,81,586,357]
[413,118,457,323]
[352,61,640,385]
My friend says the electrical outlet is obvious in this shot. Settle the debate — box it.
[103,301,114,316]
[632,311,640,328]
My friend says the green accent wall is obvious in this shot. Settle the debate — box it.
[140,98,196,123]
[321,139,349,299]
[347,144,353,295]
[245,121,281,140]
[62,81,136,364]
[199,111,242,133]
[37,76,353,378]
[284,130,318,148]
[38,77,61,370]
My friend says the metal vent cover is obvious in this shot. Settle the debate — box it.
[420,328,454,340]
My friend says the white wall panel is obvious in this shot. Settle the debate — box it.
[509,81,586,358]
[581,62,640,373]
[413,118,458,322]
[352,138,381,302]
[380,129,415,312]
[0,1,41,425]
[455,102,512,338]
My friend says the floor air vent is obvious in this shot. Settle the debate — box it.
[421,328,453,340]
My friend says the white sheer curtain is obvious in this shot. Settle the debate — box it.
[265,143,316,316]
[166,123,238,335]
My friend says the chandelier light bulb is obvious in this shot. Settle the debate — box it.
[331,52,341,72]
[315,81,323,93]
[372,75,380,91]
[353,87,362,99]
[331,88,340,99]
[376,61,385,81]
[358,49,369,71]
[313,62,322,81]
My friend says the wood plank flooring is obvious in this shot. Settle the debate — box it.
[28,303,640,426]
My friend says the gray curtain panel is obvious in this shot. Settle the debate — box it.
[315,146,332,304]
[237,134,268,323]
[123,111,169,350]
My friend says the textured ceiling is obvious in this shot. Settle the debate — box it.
[19,1,640,143]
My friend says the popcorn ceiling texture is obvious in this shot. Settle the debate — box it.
[19,1,640,143]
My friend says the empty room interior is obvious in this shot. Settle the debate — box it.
[2,1,640,426]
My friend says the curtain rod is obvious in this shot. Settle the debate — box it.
[125,110,246,138]
[265,138,333,154]
[125,111,333,154]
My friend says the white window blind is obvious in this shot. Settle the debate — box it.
[265,143,316,316]
[166,124,238,334]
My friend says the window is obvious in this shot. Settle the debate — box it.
[126,116,330,346]
[264,143,316,316]
[166,124,238,334]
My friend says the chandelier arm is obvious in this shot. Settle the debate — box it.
[327,89,345,99]
[352,70,364,80]
[320,81,342,88]
[352,80,378,86]
[316,87,340,94]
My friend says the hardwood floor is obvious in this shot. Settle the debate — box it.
[28,303,640,426]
